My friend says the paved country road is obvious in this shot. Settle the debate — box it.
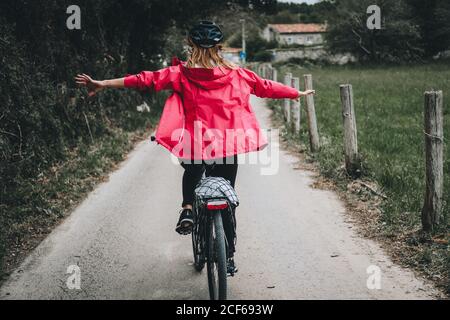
[0,96,440,300]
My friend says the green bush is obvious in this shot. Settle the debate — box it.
[0,0,191,271]
[253,51,274,62]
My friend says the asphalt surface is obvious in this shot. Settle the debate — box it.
[0,96,440,300]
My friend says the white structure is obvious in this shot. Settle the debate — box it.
[262,23,326,46]
[221,47,242,65]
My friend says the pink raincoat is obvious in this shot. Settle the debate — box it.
[124,59,299,160]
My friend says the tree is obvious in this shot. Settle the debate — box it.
[407,0,450,56]
[270,1,332,23]
[325,0,423,62]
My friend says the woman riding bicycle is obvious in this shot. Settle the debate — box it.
[75,21,315,272]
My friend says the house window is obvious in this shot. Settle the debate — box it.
[287,37,293,44]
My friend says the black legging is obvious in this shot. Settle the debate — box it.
[180,155,238,207]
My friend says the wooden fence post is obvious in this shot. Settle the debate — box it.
[262,63,267,78]
[291,77,301,133]
[267,64,273,80]
[339,84,360,175]
[284,73,292,123]
[421,90,444,232]
[304,75,320,152]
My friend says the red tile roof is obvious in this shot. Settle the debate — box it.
[268,23,327,34]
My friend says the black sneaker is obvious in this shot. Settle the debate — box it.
[175,208,194,235]
[227,258,238,276]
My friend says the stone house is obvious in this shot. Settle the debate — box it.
[262,23,327,46]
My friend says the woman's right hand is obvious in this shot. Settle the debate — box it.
[294,90,315,101]
[75,74,105,97]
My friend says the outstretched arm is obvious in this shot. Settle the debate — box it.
[75,74,125,97]
[75,67,179,97]
[242,69,315,100]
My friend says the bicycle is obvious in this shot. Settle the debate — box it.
[191,176,238,300]
[151,136,238,300]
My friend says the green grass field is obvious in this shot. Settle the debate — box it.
[273,62,449,291]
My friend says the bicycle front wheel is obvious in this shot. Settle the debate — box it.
[207,212,227,300]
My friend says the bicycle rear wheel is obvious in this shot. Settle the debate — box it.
[192,215,205,272]
[207,212,227,300]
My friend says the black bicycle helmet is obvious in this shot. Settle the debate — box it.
[189,20,224,48]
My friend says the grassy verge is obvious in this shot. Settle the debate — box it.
[270,62,449,294]
[0,104,161,283]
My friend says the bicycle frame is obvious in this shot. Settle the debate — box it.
[192,196,236,265]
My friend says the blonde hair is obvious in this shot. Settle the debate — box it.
[186,38,238,70]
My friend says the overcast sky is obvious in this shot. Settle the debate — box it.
[278,0,321,4]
